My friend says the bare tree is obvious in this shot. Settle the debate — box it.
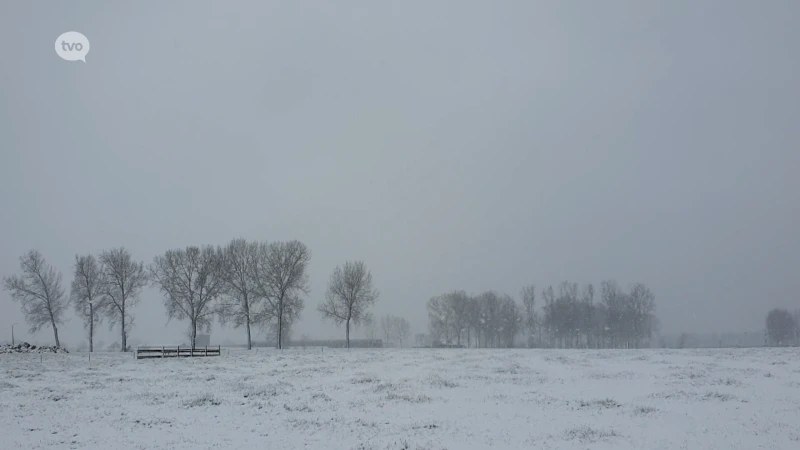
[446,291,469,346]
[601,280,624,348]
[4,250,67,347]
[318,261,379,348]
[541,285,556,347]
[427,294,450,344]
[251,241,311,349]
[499,294,521,348]
[150,246,226,350]
[380,313,412,348]
[267,320,293,347]
[465,296,480,347]
[766,308,795,346]
[70,254,107,352]
[521,284,536,347]
[396,316,411,348]
[99,248,148,351]
[581,283,594,348]
[628,282,656,348]
[381,314,395,347]
[364,316,378,346]
[478,291,502,347]
[218,238,262,349]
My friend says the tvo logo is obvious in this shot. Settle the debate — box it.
[55,31,90,62]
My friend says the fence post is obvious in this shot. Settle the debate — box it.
[162,346,165,358]
[205,346,208,357]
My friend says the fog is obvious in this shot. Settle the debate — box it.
[1,1,798,348]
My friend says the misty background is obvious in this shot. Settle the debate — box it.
[1,1,798,348]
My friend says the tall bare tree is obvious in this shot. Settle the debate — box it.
[150,245,226,350]
[478,291,502,347]
[4,250,67,347]
[465,296,480,347]
[581,283,595,348]
[396,316,411,348]
[541,285,556,347]
[381,314,395,346]
[427,294,456,345]
[99,248,148,351]
[521,284,536,347]
[318,261,379,348]
[70,254,106,352]
[628,282,656,348]
[267,320,293,347]
[446,291,469,346]
[499,294,521,348]
[251,241,311,349]
[218,238,262,349]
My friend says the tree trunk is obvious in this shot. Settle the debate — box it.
[89,303,94,353]
[52,321,60,348]
[346,319,351,348]
[121,312,126,352]
[277,305,283,350]
[246,317,252,350]
[191,321,197,350]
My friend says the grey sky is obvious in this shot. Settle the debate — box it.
[1,1,798,347]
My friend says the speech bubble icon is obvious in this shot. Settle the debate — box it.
[55,31,90,62]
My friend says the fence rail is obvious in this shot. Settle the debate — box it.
[135,346,221,359]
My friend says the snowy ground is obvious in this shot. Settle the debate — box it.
[2,347,799,449]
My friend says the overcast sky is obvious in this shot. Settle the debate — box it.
[1,1,798,348]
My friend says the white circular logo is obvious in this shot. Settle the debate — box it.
[55,31,90,62]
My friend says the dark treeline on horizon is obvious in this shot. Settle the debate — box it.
[427,281,658,349]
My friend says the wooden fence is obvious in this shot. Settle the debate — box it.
[135,345,221,359]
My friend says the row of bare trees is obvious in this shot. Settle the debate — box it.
[4,249,147,350]
[537,281,658,349]
[379,314,411,347]
[5,241,381,350]
[427,281,659,349]
[428,290,522,348]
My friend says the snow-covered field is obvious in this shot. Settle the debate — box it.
[2,347,799,449]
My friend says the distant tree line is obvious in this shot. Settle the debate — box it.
[3,241,382,351]
[379,314,411,348]
[765,308,799,347]
[427,281,659,349]
[428,290,521,348]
